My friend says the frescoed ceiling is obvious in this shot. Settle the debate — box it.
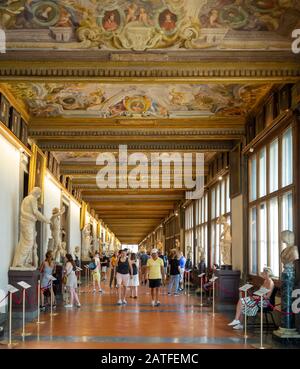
[5,82,272,119]
[1,0,299,52]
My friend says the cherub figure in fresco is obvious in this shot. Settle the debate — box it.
[209,9,223,28]
[55,7,72,28]
[126,3,137,24]
[138,7,153,26]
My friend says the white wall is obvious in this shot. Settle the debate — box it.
[69,199,81,256]
[0,135,20,310]
[43,176,61,258]
[231,195,244,274]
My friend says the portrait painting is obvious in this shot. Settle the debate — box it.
[0,93,10,127]
[20,119,28,145]
[32,2,60,27]
[29,144,47,204]
[159,9,177,33]
[102,10,121,32]
[9,108,21,138]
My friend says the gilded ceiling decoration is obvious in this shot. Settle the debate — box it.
[1,0,298,51]
[7,82,272,118]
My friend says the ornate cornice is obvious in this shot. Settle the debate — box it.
[29,128,245,137]
[0,61,299,82]
[38,141,234,151]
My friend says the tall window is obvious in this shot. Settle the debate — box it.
[185,203,194,260]
[210,175,231,267]
[248,126,294,278]
[195,192,208,264]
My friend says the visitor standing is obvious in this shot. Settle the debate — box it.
[129,253,139,298]
[92,251,103,293]
[178,251,186,291]
[40,250,56,310]
[109,251,118,289]
[139,250,149,285]
[168,249,180,296]
[147,249,165,307]
[116,249,132,305]
[63,254,81,308]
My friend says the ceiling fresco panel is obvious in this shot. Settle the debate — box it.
[5,82,272,118]
[1,0,299,51]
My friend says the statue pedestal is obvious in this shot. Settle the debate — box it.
[8,269,40,320]
[54,264,63,295]
[215,269,241,311]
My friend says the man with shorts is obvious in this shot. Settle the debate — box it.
[147,249,165,307]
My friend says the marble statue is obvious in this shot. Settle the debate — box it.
[12,187,50,270]
[74,245,80,260]
[217,215,232,266]
[49,206,65,263]
[281,230,299,266]
[82,223,92,261]
[275,230,300,334]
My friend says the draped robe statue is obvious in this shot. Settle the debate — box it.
[12,187,50,270]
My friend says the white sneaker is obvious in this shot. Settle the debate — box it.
[122,300,127,305]
[92,289,96,293]
[99,289,103,293]
[76,303,81,308]
[117,299,123,305]
[64,304,73,308]
[151,300,155,307]
[228,319,240,326]
[233,324,243,330]
[155,301,161,306]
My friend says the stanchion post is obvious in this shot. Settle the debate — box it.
[209,276,218,316]
[7,284,19,347]
[36,280,45,325]
[251,287,270,349]
[17,281,32,337]
[238,283,253,339]
[198,273,205,307]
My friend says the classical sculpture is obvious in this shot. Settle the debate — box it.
[217,215,232,266]
[274,230,300,336]
[49,206,65,263]
[82,223,92,261]
[12,187,50,270]
[281,230,299,266]
[74,246,80,260]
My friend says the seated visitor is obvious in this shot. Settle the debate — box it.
[203,263,219,291]
[228,266,274,330]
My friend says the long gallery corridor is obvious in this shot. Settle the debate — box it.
[0,0,300,353]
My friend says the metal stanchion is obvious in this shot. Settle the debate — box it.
[198,273,205,307]
[36,280,45,325]
[251,287,271,349]
[48,276,58,318]
[209,276,218,316]
[239,283,253,339]
[2,285,19,347]
[17,281,32,338]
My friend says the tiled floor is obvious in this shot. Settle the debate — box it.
[0,280,291,349]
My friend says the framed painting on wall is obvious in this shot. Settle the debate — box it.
[28,144,47,204]
[0,93,10,127]
[9,108,21,138]
[20,119,28,145]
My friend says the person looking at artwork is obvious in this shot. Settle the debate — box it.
[139,249,149,285]
[116,249,132,305]
[178,251,186,291]
[63,254,81,308]
[40,250,56,311]
[101,252,109,282]
[92,251,103,293]
[147,249,165,307]
[228,267,274,330]
[129,253,139,299]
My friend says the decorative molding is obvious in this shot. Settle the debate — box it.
[38,141,234,151]
[0,61,299,82]
[29,128,245,137]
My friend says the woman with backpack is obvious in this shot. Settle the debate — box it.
[63,253,81,308]
[40,250,56,311]
[129,253,139,299]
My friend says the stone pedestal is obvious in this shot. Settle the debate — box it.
[215,269,241,311]
[8,269,40,320]
[54,264,63,295]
